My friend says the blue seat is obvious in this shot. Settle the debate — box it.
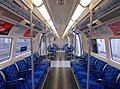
[0,54,50,89]
[1,64,24,89]
[70,54,88,67]
[63,44,69,50]
[0,72,5,89]
[80,65,120,89]
[47,45,57,53]
[116,77,120,89]
[16,59,44,80]
[76,60,107,80]
[34,52,46,60]
[71,54,88,67]
[15,78,42,89]
[64,45,74,53]
[73,56,97,74]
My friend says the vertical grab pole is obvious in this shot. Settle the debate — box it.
[74,30,76,61]
[87,10,93,89]
[45,26,47,60]
[30,10,34,89]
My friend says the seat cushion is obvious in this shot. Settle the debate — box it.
[0,72,5,89]
[1,64,19,81]
[102,65,120,82]
[16,59,27,71]
[76,71,97,81]
[16,78,42,89]
[80,79,104,89]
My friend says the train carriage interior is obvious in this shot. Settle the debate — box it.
[0,0,120,89]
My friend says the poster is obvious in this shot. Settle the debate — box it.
[92,25,113,37]
[9,25,27,36]
[24,29,30,37]
[0,20,38,37]
[0,20,14,35]
[23,28,38,37]
[108,21,120,36]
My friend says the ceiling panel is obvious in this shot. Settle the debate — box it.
[45,0,78,36]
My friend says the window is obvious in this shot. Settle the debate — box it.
[111,39,120,62]
[75,34,81,56]
[0,37,12,62]
[92,39,106,57]
[16,38,30,56]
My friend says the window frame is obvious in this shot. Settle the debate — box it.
[92,38,107,57]
[110,38,120,63]
[16,37,31,56]
[0,37,12,62]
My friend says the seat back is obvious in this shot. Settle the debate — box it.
[90,56,97,67]
[24,55,38,68]
[116,76,120,89]
[84,55,88,62]
[94,60,106,73]
[63,44,68,49]
[0,72,5,89]
[1,64,19,81]
[34,52,40,59]
[16,59,27,71]
[24,56,31,69]
[102,65,120,82]
[48,45,56,53]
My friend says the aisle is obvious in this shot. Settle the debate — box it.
[43,67,78,89]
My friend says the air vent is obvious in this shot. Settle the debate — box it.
[33,26,42,31]
[0,6,23,22]
[56,0,66,5]
[99,8,120,22]
[12,1,21,8]
[81,26,89,31]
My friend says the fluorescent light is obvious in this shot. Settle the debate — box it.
[71,4,85,21]
[37,4,51,21]
[64,26,70,34]
[51,26,59,37]
[63,26,70,37]
[54,30,59,37]
[80,0,91,7]
[31,0,43,7]
[48,20,54,27]
[51,26,55,30]
[68,20,74,27]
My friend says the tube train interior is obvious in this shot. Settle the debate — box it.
[0,0,120,89]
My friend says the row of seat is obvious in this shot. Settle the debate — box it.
[63,44,74,53]
[47,44,58,60]
[71,54,120,89]
[47,44,58,53]
[0,53,50,89]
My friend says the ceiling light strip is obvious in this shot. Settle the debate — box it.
[36,3,59,37]
[31,0,43,7]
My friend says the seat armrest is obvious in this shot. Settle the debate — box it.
[97,79,117,86]
[37,59,43,61]
[19,69,31,74]
[6,78,25,85]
